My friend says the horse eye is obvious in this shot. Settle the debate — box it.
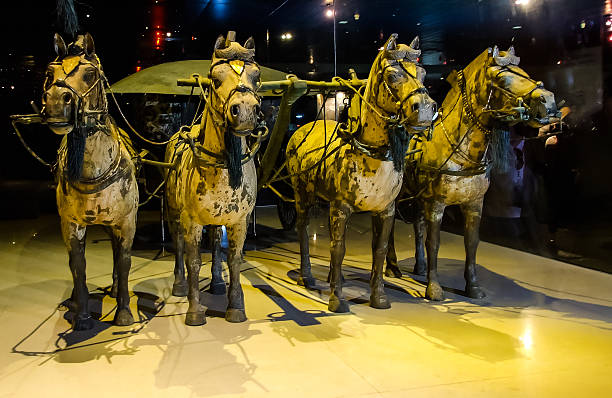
[83,70,96,84]
[212,77,221,89]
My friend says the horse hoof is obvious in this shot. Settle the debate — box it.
[185,310,207,326]
[297,275,316,289]
[114,308,134,326]
[225,308,247,323]
[370,293,391,309]
[328,296,350,313]
[385,266,403,278]
[72,314,94,331]
[210,282,227,295]
[412,264,426,276]
[110,284,118,299]
[466,284,486,299]
[426,282,445,301]
[172,282,188,297]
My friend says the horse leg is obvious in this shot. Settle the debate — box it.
[182,217,206,326]
[209,225,226,295]
[61,219,93,331]
[424,201,445,301]
[328,201,352,313]
[103,225,119,298]
[384,218,402,278]
[295,189,315,288]
[413,203,427,276]
[370,204,394,309]
[109,219,136,326]
[169,219,188,297]
[225,220,248,323]
[461,200,486,299]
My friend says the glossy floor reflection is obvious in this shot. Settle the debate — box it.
[0,207,611,397]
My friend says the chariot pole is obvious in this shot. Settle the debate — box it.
[176,70,367,190]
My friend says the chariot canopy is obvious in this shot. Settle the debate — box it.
[109,60,288,95]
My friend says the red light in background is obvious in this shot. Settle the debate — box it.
[136,66,142,72]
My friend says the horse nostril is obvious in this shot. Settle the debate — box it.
[63,92,72,104]
[230,104,240,117]
[412,103,420,112]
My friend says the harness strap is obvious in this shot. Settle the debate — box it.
[415,162,490,177]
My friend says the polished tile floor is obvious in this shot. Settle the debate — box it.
[0,207,611,397]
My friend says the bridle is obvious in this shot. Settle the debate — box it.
[482,65,551,123]
[187,57,269,168]
[205,58,265,137]
[43,54,108,131]
[377,58,430,127]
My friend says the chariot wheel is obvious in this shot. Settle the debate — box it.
[277,199,297,231]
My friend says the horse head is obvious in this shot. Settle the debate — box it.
[373,34,436,130]
[42,33,107,135]
[483,46,560,127]
[209,32,262,136]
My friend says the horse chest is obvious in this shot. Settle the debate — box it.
[57,173,138,225]
[331,155,402,212]
[431,174,490,204]
[183,162,257,226]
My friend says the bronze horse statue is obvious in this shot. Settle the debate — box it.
[386,46,560,301]
[165,32,264,325]
[43,33,138,330]
[286,34,436,313]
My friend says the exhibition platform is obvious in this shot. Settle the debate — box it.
[1,207,610,397]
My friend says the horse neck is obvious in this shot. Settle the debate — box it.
[200,103,244,156]
[80,118,121,180]
[357,76,389,147]
[440,78,492,166]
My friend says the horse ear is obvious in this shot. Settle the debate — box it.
[84,33,95,56]
[409,36,420,50]
[214,35,226,51]
[492,45,500,58]
[54,33,67,57]
[244,36,255,50]
[384,33,398,52]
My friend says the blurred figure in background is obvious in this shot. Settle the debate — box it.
[537,107,581,258]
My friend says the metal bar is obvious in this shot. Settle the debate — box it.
[257,75,308,190]
[265,183,295,203]
[177,76,366,94]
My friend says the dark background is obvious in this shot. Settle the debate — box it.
[1,0,611,269]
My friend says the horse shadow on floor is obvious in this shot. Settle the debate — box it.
[6,279,164,364]
[127,274,269,397]
[268,255,612,363]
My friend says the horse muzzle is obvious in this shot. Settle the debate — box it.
[43,87,75,135]
[402,94,437,128]
[526,89,560,127]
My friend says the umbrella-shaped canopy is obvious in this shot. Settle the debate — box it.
[109,60,289,95]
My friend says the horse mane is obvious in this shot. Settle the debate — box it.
[60,35,105,180]
[66,126,87,180]
[360,50,410,172]
[225,129,242,189]
[444,48,513,173]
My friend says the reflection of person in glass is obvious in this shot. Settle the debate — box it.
[538,106,579,258]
